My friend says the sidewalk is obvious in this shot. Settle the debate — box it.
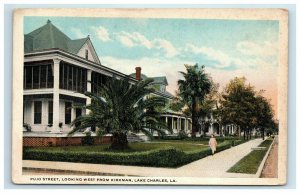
[23,138,264,178]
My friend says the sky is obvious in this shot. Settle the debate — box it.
[24,17,280,118]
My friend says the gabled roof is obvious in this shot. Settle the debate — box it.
[152,76,168,85]
[67,37,89,54]
[24,20,100,64]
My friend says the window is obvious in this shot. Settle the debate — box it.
[25,66,32,89]
[24,64,53,89]
[68,65,73,90]
[32,66,40,89]
[47,64,53,88]
[65,102,72,124]
[48,101,53,125]
[34,101,42,124]
[91,72,110,94]
[82,69,87,92]
[59,62,87,93]
[85,49,88,60]
[40,65,47,88]
[75,108,82,128]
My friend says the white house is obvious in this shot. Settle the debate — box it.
[23,20,194,136]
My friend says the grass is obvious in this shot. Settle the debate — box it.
[154,136,245,145]
[227,138,274,174]
[23,139,248,167]
[23,141,233,168]
[25,141,209,153]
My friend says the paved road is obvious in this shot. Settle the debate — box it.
[23,138,264,178]
[260,136,278,178]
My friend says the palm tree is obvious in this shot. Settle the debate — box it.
[68,76,170,150]
[178,64,212,137]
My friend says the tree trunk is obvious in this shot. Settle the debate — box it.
[191,100,198,137]
[249,129,252,139]
[262,128,265,140]
[243,127,246,140]
[110,132,129,150]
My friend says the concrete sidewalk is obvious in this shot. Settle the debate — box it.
[23,138,264,178]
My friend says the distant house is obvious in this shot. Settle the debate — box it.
[130,67,192,135]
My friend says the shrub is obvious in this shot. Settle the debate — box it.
[23,141,235,168]
[81,132,94,146]
[161,136,184,140]
[178,130,188,139]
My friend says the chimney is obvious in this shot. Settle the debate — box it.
[135,67,142,81]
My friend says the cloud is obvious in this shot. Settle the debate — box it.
[101,55,278,118]
[101,56,192,95]
[185,44,246,69]
[133,32,153,49]
[184,43,279,71]
[185,44,231,68]
[115,31,152,49]
[153,39,179,58]
[114,31,178,58]
[71,27,85,38]
[90,26,111,42]
[116,32,136,47]
[236,41,278,57]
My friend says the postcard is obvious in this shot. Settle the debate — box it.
[12,8,288,185]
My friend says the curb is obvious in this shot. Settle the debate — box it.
[255,137,275,178]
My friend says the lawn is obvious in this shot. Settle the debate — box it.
[227,138,274,174]
[23,139,244,168]
[25,141,208,153]
[155,136,246,143]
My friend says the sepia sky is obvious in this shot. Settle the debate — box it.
[24,17,279,119]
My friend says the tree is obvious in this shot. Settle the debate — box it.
[68,76,171,150]
[254,93,275,140]
[219,77,257,140]
[178,64,212,137]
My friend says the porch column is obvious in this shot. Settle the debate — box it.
[86,70,92,114]
[51,58,61,133]
[209,123,213,134]
[171,117,174,130]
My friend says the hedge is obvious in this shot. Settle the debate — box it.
[23,140,237,168]
[159,136,243,142]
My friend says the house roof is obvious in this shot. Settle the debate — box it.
[129,73,149,81]
[129,73,173,99]
[151,76,168,85]
[129,73,168,85]
[67,38,89,54]
[24,20,97,61]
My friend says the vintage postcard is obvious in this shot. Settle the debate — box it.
[12,8,288,185]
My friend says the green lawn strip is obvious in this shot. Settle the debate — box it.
[24,142,207,153]
[154,137,246,145]
[23,139,246,168]
[227,138,274,174]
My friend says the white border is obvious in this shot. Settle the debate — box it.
[1,0,298,193]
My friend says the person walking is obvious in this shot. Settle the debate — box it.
[209,134,217,156]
